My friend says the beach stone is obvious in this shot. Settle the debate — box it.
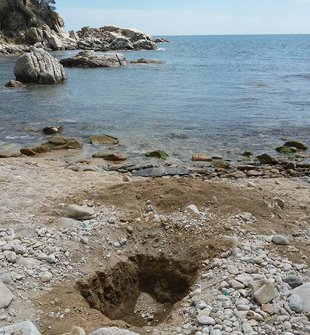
[272,235,289,245]
[289,294,303,313]
[284,140,307,150]
[291,283,310,312]
[93,153,127,162]
[253,281,278,305]
[197,311,215,326]
[60,51,127,68]
[90,134,119,145]
[0,281,14,309]
[0,143,22,158]
[257,154,278,165]
[276,146,296,154]
[54,217,81,229]
[213,160,229,169]
[5,80,24,88]
[48,136,82,150]
[39,272,53,283]
[0,321,41,335]
[17,257,41,268]
[192,154,212,161]
[90,327,139,335]
[14,48,66,84]
[283,276,303,289]
[64,204,96,220]
[210,330,222,335]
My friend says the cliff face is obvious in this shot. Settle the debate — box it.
[0,0,64,43]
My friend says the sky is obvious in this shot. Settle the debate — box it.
[55,0,310,36]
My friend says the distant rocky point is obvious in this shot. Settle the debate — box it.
[0,0,167,55]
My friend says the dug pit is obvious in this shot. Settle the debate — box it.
[77,254,199,327]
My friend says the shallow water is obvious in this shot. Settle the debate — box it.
[0,35,309,161]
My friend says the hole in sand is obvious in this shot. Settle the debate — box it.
[77,254,198,327]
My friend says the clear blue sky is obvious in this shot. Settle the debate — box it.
[55,0,310,35]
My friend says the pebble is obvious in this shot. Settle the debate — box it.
[39,272,53,283]
[272,235,289,245]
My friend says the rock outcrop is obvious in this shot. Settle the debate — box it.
[76,25,158,51]
[14,48,67,84]
[60,51,127,68]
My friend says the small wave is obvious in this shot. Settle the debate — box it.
[283,73,310,80]
[157,48,166,51]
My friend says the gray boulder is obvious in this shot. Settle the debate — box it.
[60,51,127,68]
[291,282,310,312]
[109,36,134,50]
[14,48,67,84]
[0,321,41,335]
[133,39,158,50]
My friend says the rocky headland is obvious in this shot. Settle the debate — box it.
[0,0,164,56]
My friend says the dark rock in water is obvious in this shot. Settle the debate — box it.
[14,48,67,84]
[42,126,64,135]
[48,136,82,150]
[145,150,169,159]
[5,80,24,88]
[90,134,119,145]
[133,166,190,177]
[242,151,253,157]
[92,152,127,161]
[284,140,308,150]
[276,146,296,154]
[60,51,127,68]
[284,276,303,289]
[153,37,170,43]
[257,154,278,165]
[130,58,163,64]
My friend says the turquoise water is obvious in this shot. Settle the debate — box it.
[0,35,309,161]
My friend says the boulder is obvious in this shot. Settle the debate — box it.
[14,48,67,84]
[48,35,63,50]
[0,321,41,335]
[291,282,310,312]
[42,126,63,135]
[48,136,82,150]
[133,39,158,50]
[109,36,134,50]
[253,281,278,305]
[272,235,289,245]
[257,154,278,165]
[60,51,127,68]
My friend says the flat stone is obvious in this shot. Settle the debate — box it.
[90,135,119,145]
[0,281,14,309]
[93,153,127,162]
[197,313,216,326]
[0,143,22,158]
[289,294,303,313]
[54,217,81,229]
[17,257,41,268]
[291,282,310,312]
[253,281,278,305]
[227,265,240,275]
[192,154,212,162]
[0,321,41,335]
[272,235,289,245]
[90,327,139,335]
[64,204,96,220]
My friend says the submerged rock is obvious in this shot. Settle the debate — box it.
[5,80,25,88]
[48,136,82,150]
[257,154,278,165]
[60,51,127,68]
[145,150,169,159]
[42,126,63,135]
[93,152,127,161]
[14,48,67,84]
[130,58,163,64]
[276,146,296,154]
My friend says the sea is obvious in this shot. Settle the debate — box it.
[0,34,309,162]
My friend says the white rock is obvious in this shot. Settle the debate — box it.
[0,282,14,309]
[64,204,96,220]
[39,272,53,283]
[0,321,41,335]
[90,327,139,335]
[291,282,310,312]
[186,204,200,215]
